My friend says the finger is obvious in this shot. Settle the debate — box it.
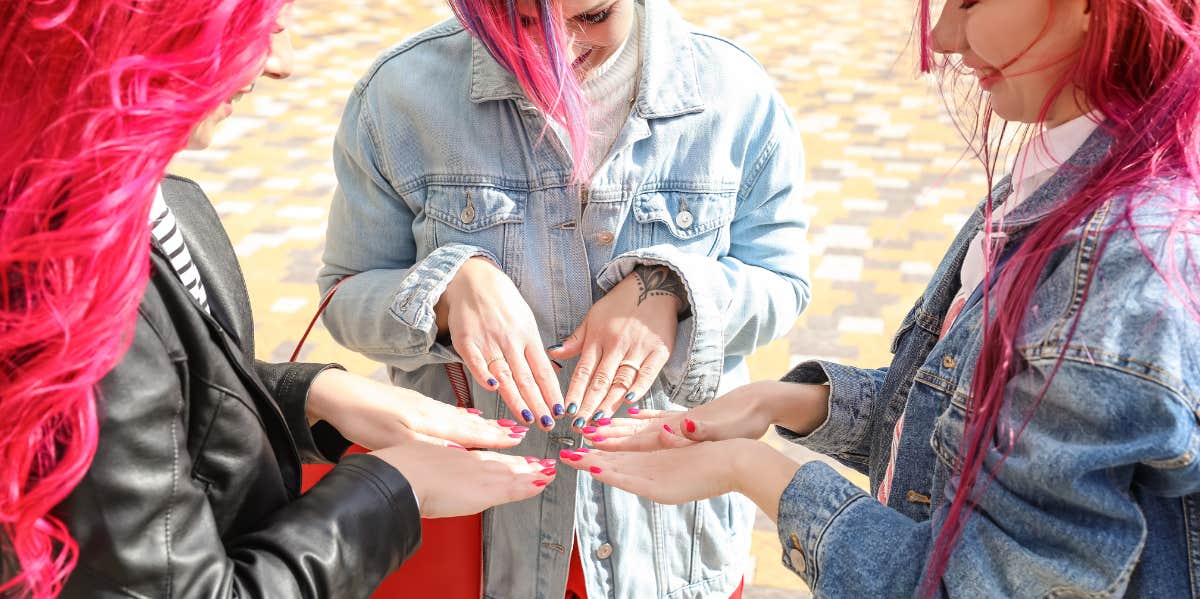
[525,345,566,420]
[486,351,532,428]
[433,412,524,449]
[679,417,716,442]
[623,345,670,405]
[627,409,669,420]
[563,344,600,427]
[459,340,501,391]
[594,354,645,427]
[504,341,554,431]
[591,419,693,451]
[548,322,586,360]
[577,347,624,425]
[557,451,661,498]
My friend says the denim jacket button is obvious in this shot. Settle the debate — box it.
[596,543,613,559]
[942,355,957,369]
[789,548,806,572]
[460,203,476,225]
[596,231,615,245]
[674,209,694,229]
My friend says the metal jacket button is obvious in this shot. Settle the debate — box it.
[460,203,476,225]
[942,355,957,369]
[674,209,694,229]
[596,543,613,559]
[596,231,615,245]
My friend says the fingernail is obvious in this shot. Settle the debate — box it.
[624,392,636,402]
[568,453,584,462]
[487,378,499,388]
[510,426,529,433]
[592,411,606,421]
[525,456,540,463]
[521,409,534,423]
[575,447,591,453]
[596,418,612,426]
[572,417,586,429]
[548,344,563,351]
[684,418,697,433]
[566,403,579,415]
[553,404,565,417]
[541,467,557,475]
[550,359,564,371]
[559,449,577,459]
[533,480,549,487]
[448,443,467,450]
[466,408,483,415]
[540,415,554,428]
[540,458,557,467]
[509,433,524,439]
[589,435,606,442]
[664,424,674,434]
[628,407,641,415]
[583,426,598,434]
[498,419,517,427]
[589,466,603,474]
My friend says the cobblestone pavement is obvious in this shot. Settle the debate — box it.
[169,0,985,595]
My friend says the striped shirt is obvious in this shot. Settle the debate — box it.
[150,186,210,314]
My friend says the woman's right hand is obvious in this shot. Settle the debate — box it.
[371,442,556,518]
[589,381,830,451]
[436,257,564,431]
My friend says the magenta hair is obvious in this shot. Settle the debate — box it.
[0,0,286,596]
[448,0,593,182]
[914,0,1200,594]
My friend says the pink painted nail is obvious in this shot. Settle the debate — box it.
[559,449,578,459]
[509,434,525,439]
[684,418,696,433]
[466,408,483,415]
[628,408,641,415]
[596,418,612,426]
[664,424,674,434]
[583,426,598,434]
[510,426,530,433]
[498,419,517,427]
[541,467,557,476]
[533,480,549,487]
[568,453,584,462]
[540,459,557,467]
[589,466,603,474]
[575,448,591,453]
[525,456,540,463]
[589,435,607,442]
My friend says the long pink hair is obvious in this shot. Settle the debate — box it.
[0,0,284,596]
[916,0,1200,593]
[448,0,593,182]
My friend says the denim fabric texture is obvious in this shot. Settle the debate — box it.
[318,0,811,596]
[776,128,1200,597]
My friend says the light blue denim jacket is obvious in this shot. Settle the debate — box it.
[318,1,810,597]
[776,128,1200,597]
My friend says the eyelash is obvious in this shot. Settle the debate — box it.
[959,0,979,8]
[575,6,613,24]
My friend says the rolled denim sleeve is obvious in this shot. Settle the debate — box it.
[596,99,810,407]
[775,361,889,471]
[774,358,1200,598]
[318,90,497,369]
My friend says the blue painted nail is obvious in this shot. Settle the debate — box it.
[487,378,499,388]
[592,410,606,422]
[548,344,564,351]
[566,403,579,415]
[540,415,554,428]
[553,404,565,417]
[624,392,635,401]
[550,359,564,370]
[572,417,586,429]
[521,409,534,423]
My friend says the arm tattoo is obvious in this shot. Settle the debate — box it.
[632,265,685,307]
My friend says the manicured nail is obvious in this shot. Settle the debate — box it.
[553,404,565,417]
[541,467,557,475]
[559,449,577,459]
[664,424,674,434]
[589,466,603,474]
[533,480,549,487]
[596,418,612,426]
[509,433,524,439]
[540,458,556,467]
[510,426,529,433]
[498,419,517,427]
[525,456,540,463]
[628,407,641,415]
[589,435,606,442]
[487,378,499,388]
[567,403,579,415]
[592,411,606,421]
[540,415,554,428]
[567,453,584,462]
[521,409,534,423]
[448,443,467,450]
[572,417,586,429]
[548,344,564,351]
[684,418,697,433]
[550,359,564,371]
[583,426,598,434]
[466,408,483,415]
[575,447,591,453]
[624,392,636,402]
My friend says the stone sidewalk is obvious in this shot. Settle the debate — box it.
[169,0,983,595]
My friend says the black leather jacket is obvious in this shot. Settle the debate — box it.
[54,175,421,597]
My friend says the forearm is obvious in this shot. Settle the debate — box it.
[729,439,805,522]
[755,381,830,437]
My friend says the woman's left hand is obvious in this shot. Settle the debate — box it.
[307,369,528,450]
[550,265,687,430]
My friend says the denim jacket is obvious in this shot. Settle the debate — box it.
[775,128,1200,597]
[318,0,810,596]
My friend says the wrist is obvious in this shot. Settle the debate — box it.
[306,368,349,427]
[730,439,803,522]
[769,382,830,436]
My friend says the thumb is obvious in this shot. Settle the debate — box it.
[680,417,714,442]
[548,321,587,360]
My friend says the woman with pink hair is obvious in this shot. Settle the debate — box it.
[0,2,555,597]
[570,0,1200,596]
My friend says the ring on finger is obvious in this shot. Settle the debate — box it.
[486,356,506,368]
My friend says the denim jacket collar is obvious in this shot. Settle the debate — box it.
[999,125,1114,232]
[468,0,705,119]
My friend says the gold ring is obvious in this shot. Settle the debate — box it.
[486,356,506,367]
[617,361,640,371]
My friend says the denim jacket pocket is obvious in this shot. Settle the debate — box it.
[424,184,527,282]
[914,368,968,471]
[633,189,736,255]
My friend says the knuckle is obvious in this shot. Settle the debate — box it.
[590,373,611,389]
